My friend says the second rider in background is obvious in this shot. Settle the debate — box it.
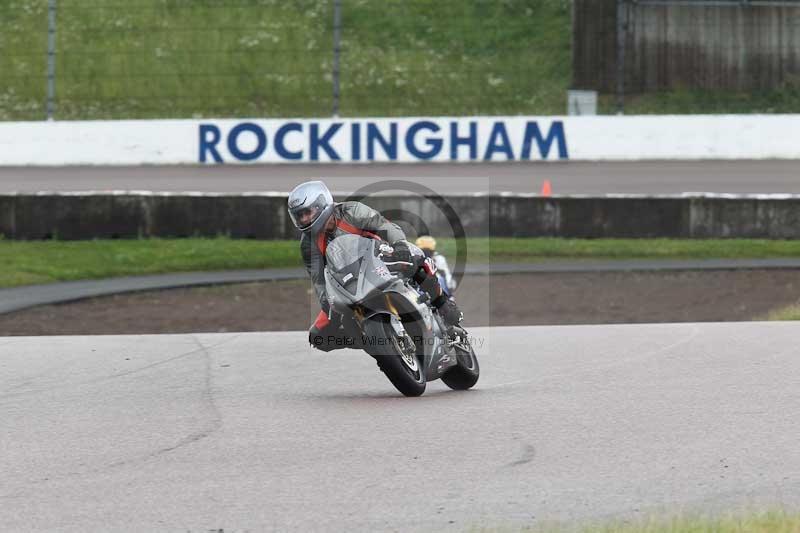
[415,235,457,295]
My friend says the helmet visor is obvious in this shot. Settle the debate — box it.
[289,193,328,230]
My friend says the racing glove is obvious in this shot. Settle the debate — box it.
[387,239,414,264]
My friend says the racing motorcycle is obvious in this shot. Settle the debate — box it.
[323,233,480,397]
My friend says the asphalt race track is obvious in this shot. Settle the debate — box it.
[2,160,800,194]
[2,322,799,531]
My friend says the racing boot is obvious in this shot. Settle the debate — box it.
[432,294,463,329]
[411,256,463,328]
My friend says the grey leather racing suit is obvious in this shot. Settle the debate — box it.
[301,200,406,313]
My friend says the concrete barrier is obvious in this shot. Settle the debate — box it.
[3,192,800,240]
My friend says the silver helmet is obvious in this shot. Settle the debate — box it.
[287,180,335,233]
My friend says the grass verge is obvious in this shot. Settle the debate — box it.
[601,88,800,115]
[757,303,800,321]
[4,237,800,289]
[0,0,571,120]
[4,1,797,119]
[529,510,800,533]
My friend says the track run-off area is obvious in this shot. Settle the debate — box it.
[2,322,799,531]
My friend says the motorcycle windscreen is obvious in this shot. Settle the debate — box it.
[325,234,373,294]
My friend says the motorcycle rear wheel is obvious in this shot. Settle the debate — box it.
[362,315,426,397]
[441,327,480,390]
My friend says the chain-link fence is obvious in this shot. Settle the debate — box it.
[0,0,570,121]
[9,0,799,120]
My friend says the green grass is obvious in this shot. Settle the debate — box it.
[4,1,799,119]
[468,238,800,263]
[0,238,301,289]
[551,510,800,533]
[4,237,800,289]
[602,88,800,115]
[0,0,572,120]
[758,302,800,321]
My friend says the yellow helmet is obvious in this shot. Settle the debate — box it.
[415,235,436,251]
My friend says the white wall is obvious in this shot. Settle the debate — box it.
[0,115,797,166]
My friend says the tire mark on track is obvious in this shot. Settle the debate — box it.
[88,334,239,384]
[506,443,536,468]
[104,334,223,466]
[0,337,144,398]
[0,335,239,402]
[2,336,226,495]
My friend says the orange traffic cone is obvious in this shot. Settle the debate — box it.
[541,180,552,197]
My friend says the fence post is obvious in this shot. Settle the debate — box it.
[332,0,342,117]
[46,0,57,120]
[615,0,626,115]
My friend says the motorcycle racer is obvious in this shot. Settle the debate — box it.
[287,180,463,352]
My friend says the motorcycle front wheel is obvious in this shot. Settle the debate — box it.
[362,315,426,397]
